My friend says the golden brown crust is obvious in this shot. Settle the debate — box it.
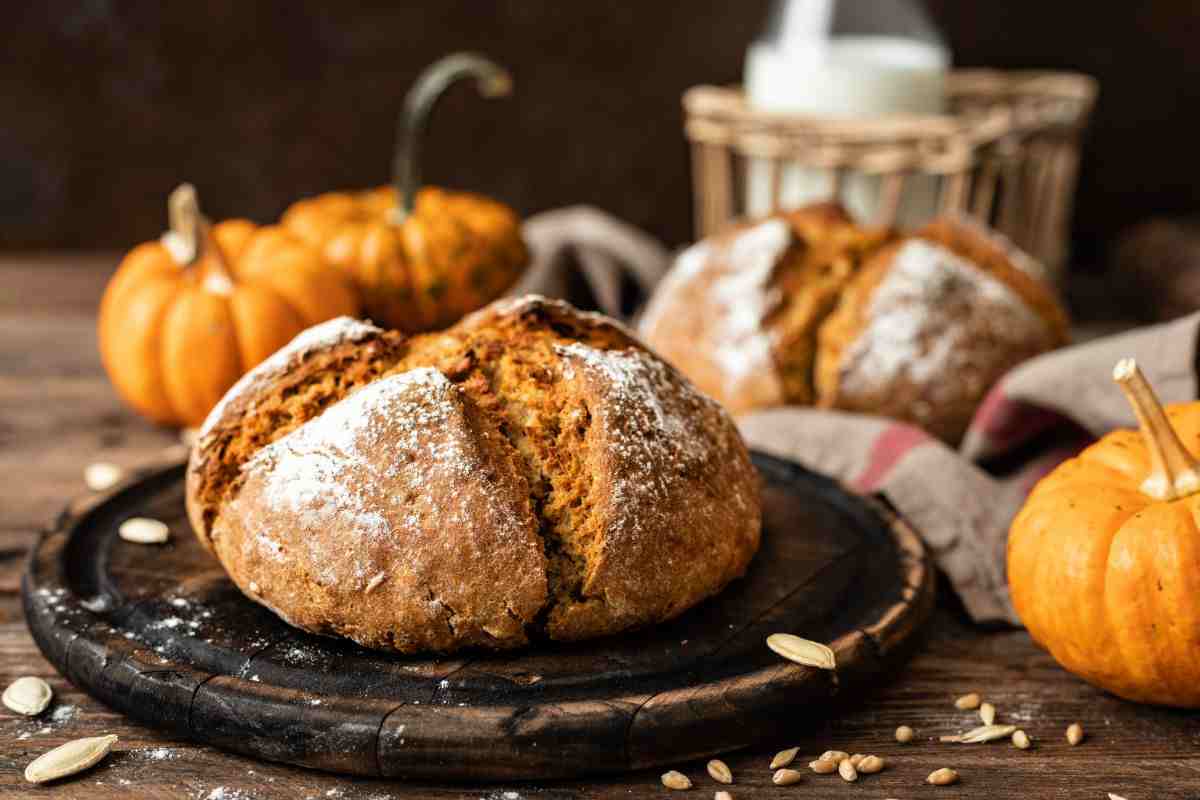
[638,204,889,413]
[187,296,761,653]
[815,220,1070,443]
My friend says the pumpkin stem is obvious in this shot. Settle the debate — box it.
[162,183,235,294]
[1113,357,1200,500]
[390,52,513,224]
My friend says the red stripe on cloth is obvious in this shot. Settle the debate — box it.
[970,385,1066,455]
[853,423,932,494]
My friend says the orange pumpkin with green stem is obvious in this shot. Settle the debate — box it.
[282,52,528,333]
[98,184,359,427]
[1008,358,1200,707]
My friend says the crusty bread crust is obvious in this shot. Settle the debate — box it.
[187,297,762,653]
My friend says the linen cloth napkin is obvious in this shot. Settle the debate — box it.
[517,207,1200,626]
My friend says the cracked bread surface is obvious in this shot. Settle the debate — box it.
[186,296,762,653]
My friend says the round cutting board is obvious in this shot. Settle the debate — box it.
[24,451,933,780]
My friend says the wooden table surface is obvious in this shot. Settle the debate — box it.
[0,254,1196,799]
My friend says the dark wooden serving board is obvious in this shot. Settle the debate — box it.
[23,451,933,780]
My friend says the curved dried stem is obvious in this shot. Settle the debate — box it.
[1113,357,1200,500]
[391,52,512,223]
[163,183,233,293]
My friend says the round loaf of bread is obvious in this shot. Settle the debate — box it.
[639,206,1068,443]
[186,296,761,654]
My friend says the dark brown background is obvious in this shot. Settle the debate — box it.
[4,1,1200,263]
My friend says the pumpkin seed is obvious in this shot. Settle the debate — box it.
[1012,729,1031,749]
[118,517,170,544]
[895,724,914,743]
[766,634,836,670]
[858,755,885,774]
[959,723,1017,743]
[706,759,732,785]
[927,767,959,786]
[837,758,858,782]
[808,758,836,774]
[84,462,124,492]
[769,747,798,769]
[661,770,691,790]
[3,676,52,716]
[979,702,996,725]
[24,734,118,784]
[819,750,849,764]
[954,692,981,710]
[715,792,732,800]
[1067,722,1084,745]
[772,769,802,786]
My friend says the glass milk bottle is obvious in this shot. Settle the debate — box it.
[744,0,949,226]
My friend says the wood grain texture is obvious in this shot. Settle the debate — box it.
[0,258,1196,797]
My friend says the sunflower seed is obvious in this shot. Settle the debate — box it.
[770,747,798,769]
[772,769,802,786]
[808,758,836,774]
[819,750,849,764]
[3,677,52,716]
[1067,722,1084,745]
[662,770,691,790]
[980,702,996,725]
[954,692,981,710]
[1012,729,1031,749]
[858,755,885,774]
[706,759,732,785]
[838,758,858,782]
[24,734,118,784]
[766,634,836,670]
[959,724,1018,743]
[84,463,124,492]
[895,724,914,743]
[118,517,170,544]
[715,792,732,800]
[927,767,959,786]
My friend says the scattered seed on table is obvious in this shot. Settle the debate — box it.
[895,724,914,743]
[1012,729,1031,749]
[980,702,996,725]
[819,750,849,764]
[24,734,118,784]
[848,753,864,767]
[714,792,732,800]
[662,770,691,790]
[118,517,170,544]
[858,754,885,774]
[954,692,981,710]
[1067,722,1084,745]
[772,769,802,786]
[706,759,732,785]
[927,767,959,786]
[808,758,836,774]
[769,747,798,769]
[2,676,52,716]
[766,633,836,670]
[838,758,858,782]
[84,462,124,492]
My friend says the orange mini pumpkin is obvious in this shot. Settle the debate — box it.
[99,184,359,427]
[282,53,528,333]
[1008,358,1200,707]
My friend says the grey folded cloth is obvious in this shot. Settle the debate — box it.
[515,206,1200,626]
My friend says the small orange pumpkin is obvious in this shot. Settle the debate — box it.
[1008,358,1200,707]
[282,52,528,333]
[99,184,359,427]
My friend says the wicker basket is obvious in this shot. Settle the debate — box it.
[683,69,1097,279]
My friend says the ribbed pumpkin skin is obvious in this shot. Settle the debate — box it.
[98,220,359,427]
[281,186,527,333]
[1007,403,1200,707]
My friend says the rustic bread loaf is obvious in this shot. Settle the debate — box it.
[186,296,761,654]
[639,206,1068,443]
